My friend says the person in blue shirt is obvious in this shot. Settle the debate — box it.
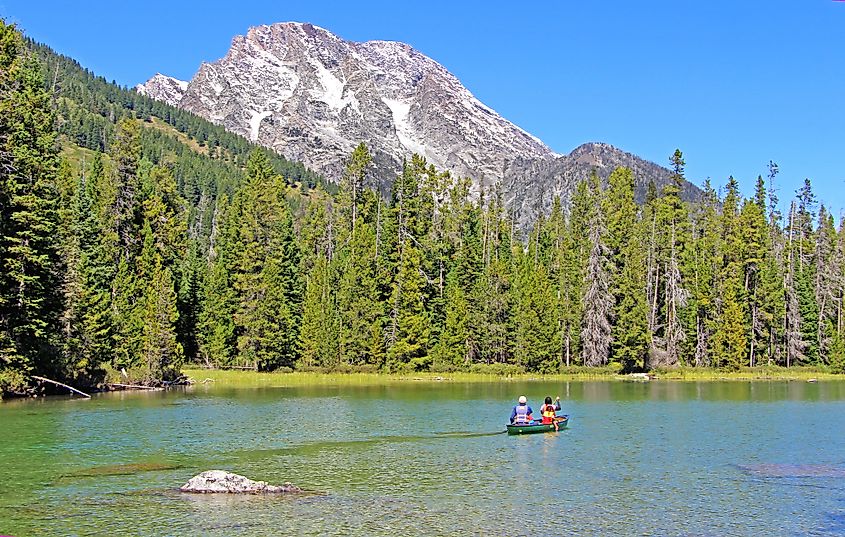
[510,395,534,425]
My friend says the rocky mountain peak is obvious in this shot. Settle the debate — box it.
[135,73,187,107]
[570,142,638,168]
[138,22,698,230]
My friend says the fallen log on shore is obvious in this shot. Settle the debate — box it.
[106,383,165,391]
[31,376,91,398]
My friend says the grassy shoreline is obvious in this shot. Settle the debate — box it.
[183,366,841,388]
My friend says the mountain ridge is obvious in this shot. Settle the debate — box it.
[139,22,697,224]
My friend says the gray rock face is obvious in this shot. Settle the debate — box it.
[503,142,702,226]
[138,22,699,230]
[180,470,301,494]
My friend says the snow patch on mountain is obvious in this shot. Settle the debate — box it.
[382,97,425,156]
[249,110,273,141]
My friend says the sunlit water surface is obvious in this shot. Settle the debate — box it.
[3,381,845,536]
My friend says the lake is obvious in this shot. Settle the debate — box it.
[2,380,845,536]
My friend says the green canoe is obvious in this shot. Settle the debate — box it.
[506,415,569,435]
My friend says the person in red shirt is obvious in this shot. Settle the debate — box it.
[540,396,562,430]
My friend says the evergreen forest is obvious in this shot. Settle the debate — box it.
[2,21,844,395]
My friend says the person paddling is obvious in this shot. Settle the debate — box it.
[510,396,534,425]
[540,396,562,431]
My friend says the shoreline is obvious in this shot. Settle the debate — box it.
[183,366,841,388]
[3,366,839,401]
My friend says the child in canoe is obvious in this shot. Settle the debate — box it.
[540,396,562,430]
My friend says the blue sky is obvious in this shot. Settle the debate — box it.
[3,0,844,218]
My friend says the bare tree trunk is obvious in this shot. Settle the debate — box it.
[646,212,659,335]
[375,195,381,262]
[694,313,709,367]
[32,376,91,398]
[565,332,571,367]
[664,222,686,365]
[389,186,405,347]
[750,301,757,368]
[581,215,612,367]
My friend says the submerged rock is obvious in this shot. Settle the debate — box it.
[180,470,301,494]
[738,464,845,478]
[69,462,181,478]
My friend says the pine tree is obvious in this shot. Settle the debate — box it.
[107,120,145,373]
[685,180,719,367]
[251,223,301,370]
[761,162,787,363]
[713,268,747,370]
[739,177,774,366]
[299,256,340,369]
[477,187,513,366]
[385,157,431,370]
[604,167,649,370]
[542,198,566,368]
[125,164,189,382]
[558,181,592,365]
[111,254,143,371]
[452,192,484,366]
[712,177,747,370]
[510,234,557,372]
[784,201,808,366]
[0,21,63,390]
[111,119,142,261]
[197,199,236,367]
[59,162,86,376]
[142,165,186,278]
[652,150,691,366]
[796,181,819,362]
[337,142,372,243]
[581,175,612,367]
[334,145,384,367]
[230,150,302,370]
[177,240,202,362]
[432,267,469,369]
[813,206,838,363]
[831,220,845,372]
[139,257,182,382]
[62,158,112,382]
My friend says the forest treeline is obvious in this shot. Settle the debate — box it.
[1,21,844,395]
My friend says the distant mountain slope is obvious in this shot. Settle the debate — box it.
[138,22,700,227]
[27,36,325,199]
[503,142,702,225]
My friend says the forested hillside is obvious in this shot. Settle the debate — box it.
[1,20,844,396]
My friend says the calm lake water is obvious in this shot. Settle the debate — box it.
[3,380,845,536]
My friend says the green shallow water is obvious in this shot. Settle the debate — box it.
[3,381,845,536]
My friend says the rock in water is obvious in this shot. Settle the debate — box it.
[180,470,301,494]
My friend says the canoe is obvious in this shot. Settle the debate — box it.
[506,415,569,435]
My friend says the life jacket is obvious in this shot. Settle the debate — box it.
[541,404,557,424]
[514,404,531,424]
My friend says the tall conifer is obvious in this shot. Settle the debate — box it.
[604,167,649,370]
[0,21,63,390]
